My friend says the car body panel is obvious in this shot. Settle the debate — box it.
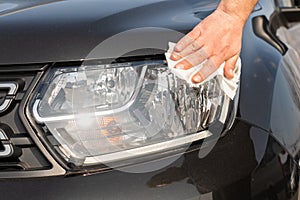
[0,0,299,199]
[0,0,285,135]
[0,0,217,65]
[0,120,297,200]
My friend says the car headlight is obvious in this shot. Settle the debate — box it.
[30,60,235,167]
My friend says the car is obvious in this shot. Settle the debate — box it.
[0,0,299,199]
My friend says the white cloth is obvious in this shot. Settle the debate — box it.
[165,42,241,100]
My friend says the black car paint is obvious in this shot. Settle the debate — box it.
[0,0,299,199]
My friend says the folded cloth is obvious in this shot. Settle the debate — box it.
[165,42,241,100]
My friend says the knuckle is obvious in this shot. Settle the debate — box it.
[189,28,200,39]
[185,55,195,65]
[191,42,199,51]
[196,48,208,60]
[203,46,213,56]
[195,52,206,63]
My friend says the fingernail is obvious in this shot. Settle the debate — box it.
[170,53,181,60]
[175,63,185,69]
[229,69,234,77]
[192,74,203,83]
[174,44,182,52]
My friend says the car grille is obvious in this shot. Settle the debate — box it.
[0,64,65,178]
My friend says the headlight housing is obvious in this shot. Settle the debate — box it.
[29,60,236,167]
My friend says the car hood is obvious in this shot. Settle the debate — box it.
[0,0,218,65]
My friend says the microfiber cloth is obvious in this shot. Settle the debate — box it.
[165,42,241,100]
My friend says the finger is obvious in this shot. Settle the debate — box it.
[174,26,201,52]
[224,54,239,79]
[170,37,204,61]
[192,56,222,83]
[174,47,209,70]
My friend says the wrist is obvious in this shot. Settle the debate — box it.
[216,0,257,24]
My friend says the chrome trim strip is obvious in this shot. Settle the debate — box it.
[0,99,12,112]
[84,130,212,165]
[0,82,18,112]
[219,95,230,124]
[0,82,18,95]
[0,129,8,140]
[0,144,13,157]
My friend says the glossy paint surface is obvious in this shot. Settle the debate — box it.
[0,120,298,200]
[0,0,217,64]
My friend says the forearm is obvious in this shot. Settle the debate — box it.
[217,0,259,23]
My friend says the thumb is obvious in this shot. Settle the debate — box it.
[224,54,239,79]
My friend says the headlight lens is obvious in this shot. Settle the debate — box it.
[31,60,233,166]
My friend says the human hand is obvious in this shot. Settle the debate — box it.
[170,9,245,83]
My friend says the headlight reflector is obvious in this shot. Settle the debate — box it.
[31,61,232,166]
